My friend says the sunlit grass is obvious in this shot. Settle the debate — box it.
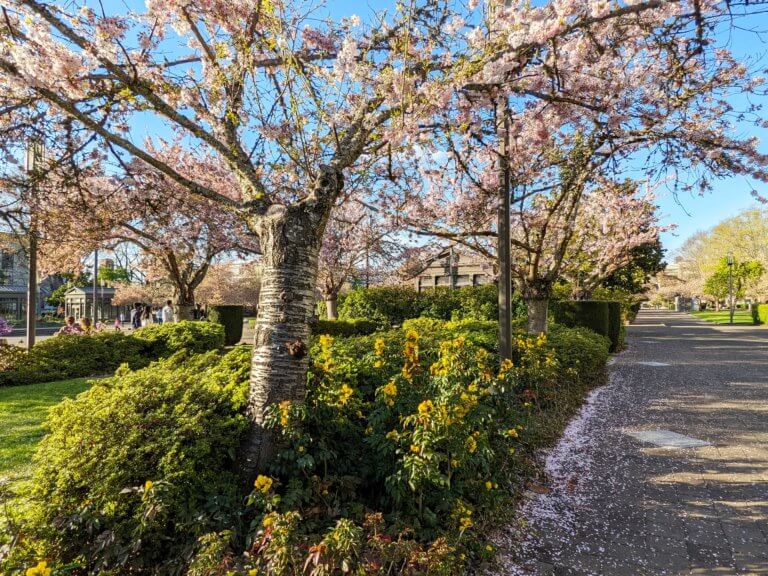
[691,310,757,325]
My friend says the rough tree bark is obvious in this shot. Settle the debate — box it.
[523,282,552,335]
[241,167,342,485]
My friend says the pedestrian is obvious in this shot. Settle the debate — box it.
[142,304,155,327]
[57,316,83,335]
[161,300,175,324]
[131,302,143,329]
[114,315,122,331]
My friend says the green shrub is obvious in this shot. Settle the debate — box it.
[752,303,768,325]
[339,285,524,326]
[0,322,225,387]
[338,286,422,325]
[0,332,146,387]
[13,347,251,574]
[550,300,611,340]
[606,301,623,352]
[134,320,225,357]
[311,318,379,337]
[208,305,245,346]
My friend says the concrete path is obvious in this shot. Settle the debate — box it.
[497,310,768,575]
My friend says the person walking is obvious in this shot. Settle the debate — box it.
[131,302,143,330]
[141,304,155,327]
[161,300,175,324]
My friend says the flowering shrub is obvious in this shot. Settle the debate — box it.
[4,323,609,575]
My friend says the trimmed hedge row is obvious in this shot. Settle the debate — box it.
[208,305,245,345]
[752,303,768,325]
[310,317,379,337]
[550,299,623,352]
[0,321,225,387]
[338,284,525,325]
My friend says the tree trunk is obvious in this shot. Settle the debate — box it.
[175,286,195,321]
[571,287,592,301]
[325,296,338,320]
[526,297,549,334]
[241,167,341,485]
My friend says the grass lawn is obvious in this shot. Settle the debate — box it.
[691,309,757,325]
[0,378,92,493]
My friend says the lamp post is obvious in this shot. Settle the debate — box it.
[24,139,43,349]
[727,251,735,325]
[93,249,99,323]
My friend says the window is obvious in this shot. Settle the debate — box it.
[0,252,12,270]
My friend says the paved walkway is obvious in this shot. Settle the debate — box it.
[497,310,768,575]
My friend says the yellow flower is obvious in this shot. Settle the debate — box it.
[386,429,399,441]
[278,400,291,427]
[380,380,398,406]
[254,475,274,494]
[410,444,420,454]
[374,359,384,369]
[262,515,274,528]
[465,436,477,454]
[26,561,51,576]
[144,480,153,491]
[338,383,354,406]
[485,545,494,552]
[417,399,434,416]
[506,428,519,438]
[297,446,305,453]
[374,338,386,356]
[405,329,420,341]
[485,481,493,490]
[365,426,373,435]
[459,516,473,529]
[249,570,259,576]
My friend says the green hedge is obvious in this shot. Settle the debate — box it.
[208,305,245,346]
[311,318,379,337]
[752,303,768,325]
[0,321,225,387]
[550,300,611,341]
[606,301,623,352]
[338,284,524,326]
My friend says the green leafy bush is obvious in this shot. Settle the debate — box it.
[133,320,225,358]
[10,347,251,574]
[550,300,611,340]
[752,303,768,325]
[0,322,225,387]
[310,318,379,337]
[339,285,524,326]
[208,305,245,345]
[0,332,146,387]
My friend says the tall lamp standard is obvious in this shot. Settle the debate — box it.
[727,251,735,325]
[24,139,44,349]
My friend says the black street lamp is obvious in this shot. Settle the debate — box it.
[24,138,44,349]
[727,252,735,325]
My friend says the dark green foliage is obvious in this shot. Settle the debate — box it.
[208,306,245,346]
[310,318,379,337]
[23,347,251,575]
[606,302,623,352]
[752,303,768,325]
[602,240,666,294]
[550,300,611,340]
[0,322,224,387]
[133,320,225,358]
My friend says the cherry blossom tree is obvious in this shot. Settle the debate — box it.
[0,0,763,476]
[196,261,262,308]
[318,201,402,318]
[33,144,257,319]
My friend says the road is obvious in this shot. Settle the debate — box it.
[497,310,768,575]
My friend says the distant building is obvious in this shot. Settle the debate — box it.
[0,236,62,320]
[407,247,495,292]
[64,286,130,321]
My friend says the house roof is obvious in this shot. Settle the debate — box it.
[65,286,117,296]
[0,285,26,295]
